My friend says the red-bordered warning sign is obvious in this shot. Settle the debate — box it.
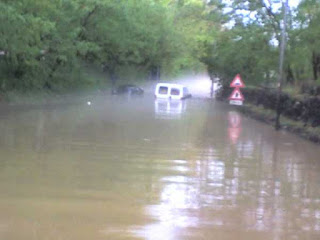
[230,74,245,88]
[229,88,244,100]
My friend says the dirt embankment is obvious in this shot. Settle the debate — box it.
[217,86,320,143]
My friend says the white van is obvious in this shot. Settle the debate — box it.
[155,83,191,100]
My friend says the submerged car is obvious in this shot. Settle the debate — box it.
[155,83,192,100]
[114,84,144,95]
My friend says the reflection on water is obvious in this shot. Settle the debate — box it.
[228,111,242,144]
[1,97,320,239]
[154,99,187,119]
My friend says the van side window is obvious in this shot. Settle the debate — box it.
[183,87,188,94]
[159,86,168,94]
[171,88,180,95]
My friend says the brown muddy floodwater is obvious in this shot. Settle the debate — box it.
[1,94,320,240]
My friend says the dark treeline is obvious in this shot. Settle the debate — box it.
[1,0,320,94]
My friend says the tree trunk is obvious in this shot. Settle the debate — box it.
[110,69,117,94]
[150,65,161,81]
[287,64,294,83]
[312,51,320,81]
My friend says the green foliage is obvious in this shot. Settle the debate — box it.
[0,0,218,92]
[288,0,320,81]
[205,22,278,86]
[204,0,320,89]
[2,0,320,93]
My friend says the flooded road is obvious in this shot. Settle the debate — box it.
[1,94,320,240]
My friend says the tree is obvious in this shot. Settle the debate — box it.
[0,0,221,92]
[293,0,320,81]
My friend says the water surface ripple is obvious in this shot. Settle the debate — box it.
[0,95,320,240]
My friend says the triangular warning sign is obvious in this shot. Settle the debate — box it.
[230,74,245,88]
[229,88,244,100]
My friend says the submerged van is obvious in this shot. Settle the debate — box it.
[155,83,192,100]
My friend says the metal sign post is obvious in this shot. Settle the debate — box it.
[275,0,289,130]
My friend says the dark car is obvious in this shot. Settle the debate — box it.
[114,84,144,95]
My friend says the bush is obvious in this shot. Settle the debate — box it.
[218,85,320,127]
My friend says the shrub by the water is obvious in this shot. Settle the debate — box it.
[217,86,320,128]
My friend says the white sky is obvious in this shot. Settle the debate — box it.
[222,0,302,8]
[265,0,302,14]
[222,0,303,30]
[290,0,301,7]
[270,0,301,9]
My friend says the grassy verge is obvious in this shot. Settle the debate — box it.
[239,103,320,144]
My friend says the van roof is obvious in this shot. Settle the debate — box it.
[156,83,185,88]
